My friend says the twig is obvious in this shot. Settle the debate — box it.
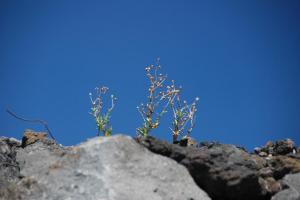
[6,108,56,141]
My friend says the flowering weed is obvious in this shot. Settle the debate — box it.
[89,86,117,136]
[136,59,199,142]
[168,80,199,143]
[136,59,175,136]
[88,60,199,143]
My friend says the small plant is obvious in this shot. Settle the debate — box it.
[136,59,175,136]
[136,59,199,142]
[89,86,117,136]
[168,80,199,143]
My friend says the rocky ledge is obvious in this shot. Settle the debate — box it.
[0,130,209,200]
[136,136,300,200]
[0,130,300,200]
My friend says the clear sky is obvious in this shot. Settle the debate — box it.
[1,1,299,151]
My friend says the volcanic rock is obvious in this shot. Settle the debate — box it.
[255,139,297,157]
[2,130,300,200]
[271,172,300,200]
[136,136,268,200]
[268,156,300,179]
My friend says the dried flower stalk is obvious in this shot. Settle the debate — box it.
[136,59,175,136]
[168,80,199,143]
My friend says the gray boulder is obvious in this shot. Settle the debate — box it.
[0,137,21,182]
[13,135,210,200]
[272,172,300,200]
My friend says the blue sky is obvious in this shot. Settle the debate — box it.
[1,1,299,150]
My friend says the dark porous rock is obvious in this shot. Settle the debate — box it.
[268,156,300,180]
[271,172,300,200]
[136,136,269,200]
[255,139,297,157]
[274,139,296,155]
[136,135,173,157]
[187,145,268,200]
[198,141,221,148]
[288,153,300,160]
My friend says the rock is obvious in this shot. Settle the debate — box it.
[14,135,210,200]
[266,141,274,148]
[255,147,262,154]
[0,176,44,200]
[259,177,282,195]
[2,131,300,200]
[268,156,300,179]
[0,137,21,199]
[288,153,300,160]
[259,167,274,178]
[137,136,268,200]
[271,172,300,200]
[274,139,296,155]
[21,129,48,148]
[0,138,21,180]
[259,152,269,157]
[254,139,296,157]
[177,136,198,147]
[198,141,220,148]
[251,154,268,170]
[261,141,274,155]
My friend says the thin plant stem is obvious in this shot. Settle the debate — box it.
[6,108,56,141]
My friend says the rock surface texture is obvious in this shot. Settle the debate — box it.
[1,130,300,200]
[0,132,210,200]
[136,136,300,200]
[0,137,21,198]
[271,172,300,200]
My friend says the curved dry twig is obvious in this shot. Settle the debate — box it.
[6,108,56,141]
